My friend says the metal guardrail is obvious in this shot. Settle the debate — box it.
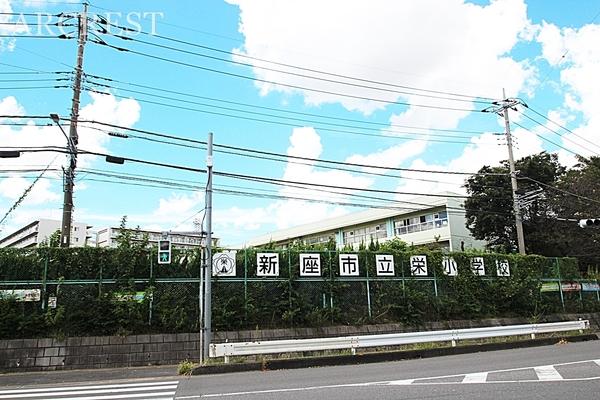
[210,320,589,362]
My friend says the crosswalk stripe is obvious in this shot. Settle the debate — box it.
[0,385,177,399]
[0,392,176,400]
[0,381,179,395]
[0,381,179,400]
[534,365,563,381]
[462,372,488,383]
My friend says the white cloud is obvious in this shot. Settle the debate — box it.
[228,0,534,121]
[393,125,544,198]
[0,93,141,234]
[536,21,600,165]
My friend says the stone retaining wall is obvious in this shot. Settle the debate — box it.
[1,312,598,372]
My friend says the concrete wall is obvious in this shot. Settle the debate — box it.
[0,333,200,372]
[2,312,598,372]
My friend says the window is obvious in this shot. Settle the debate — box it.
[394,210,449,236]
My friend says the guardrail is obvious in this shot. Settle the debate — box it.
[210,320,589,363]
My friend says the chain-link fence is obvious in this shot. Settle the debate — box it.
[0,247,599,339]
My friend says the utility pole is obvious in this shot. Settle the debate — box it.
[60,3,87,248]
[202,132,214,363]
[483,90,526,254]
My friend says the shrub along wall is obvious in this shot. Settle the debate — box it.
[0,247,597,340]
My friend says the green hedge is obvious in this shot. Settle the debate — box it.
[0,247,597,339]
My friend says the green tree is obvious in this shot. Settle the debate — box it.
[464,152,565,255]
[550,156,600,270]
[40,229,61,248]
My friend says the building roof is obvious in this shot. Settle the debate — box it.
[244,192,458,247]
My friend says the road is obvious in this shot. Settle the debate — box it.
[0,341,599,399]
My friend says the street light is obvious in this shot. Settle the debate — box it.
[50,114,75,153]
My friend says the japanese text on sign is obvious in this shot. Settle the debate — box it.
[442,257,458,276]
[339,254,359,276]
[471,257,485,276]
[256,253,279,276]
[375,254,394,276]
[410,255,428,276]
[299,254,321,276]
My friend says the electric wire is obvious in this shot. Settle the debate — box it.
[89,39,486,113]
[84,81,482,142]
[91,27,494,106]
[91,16,498,102]
[84,72,494,135]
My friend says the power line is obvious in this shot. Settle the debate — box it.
[511,120,583,158]
[523,105,600,153]
[89,39,486,114]
[85,89,487,146]
[518,176,600,207]
[84,82,484,143]
[92,16,498,102]
[69,118,505,176]
[84,72,494,135]
[92,27,494,106]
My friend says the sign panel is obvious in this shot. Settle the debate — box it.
[299,253,321,276]
[442,257,458,276]
[256,253,279,277]
[212,251,237,277]
[0,289,41,302]
[561,282,581,292]
[410,255,428,276]
[339,254,359,276]
[581,282,600,292]
[47,296,57,309]
[471,257,485,276]
[496,259,510,277]
[541,282,559,292]
[375,254,395,276]
[114,291,148,303]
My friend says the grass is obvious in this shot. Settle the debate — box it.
[177,359,197,375]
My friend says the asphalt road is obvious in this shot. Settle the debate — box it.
[1,341,599,399]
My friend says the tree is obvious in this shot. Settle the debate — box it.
[464,152,565,254]
[550,156,600,269]
[40,229,61,248]
[114,216,133,249]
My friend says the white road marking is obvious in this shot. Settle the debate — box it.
[462,372,488,383]
[194,358,600,398]
[0,381,179,395]
[534,365,563,381]
[0,381,179,400]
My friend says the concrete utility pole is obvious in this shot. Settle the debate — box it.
[202,132,214,363]
[483,90,526,255]
[60,3,87,248]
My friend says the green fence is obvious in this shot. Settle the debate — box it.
[0,247,599,339]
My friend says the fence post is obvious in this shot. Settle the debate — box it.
[400,256,406,299]
[244,248,248,322]
[556,258,565,311]
[149,250,153,326]
[287,248,292,320]
[432,258,439,298]
[329,250,334,322]
[365,252,372,319]
[41,253,48,310]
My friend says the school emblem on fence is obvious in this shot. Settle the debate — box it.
[212,251,237,276]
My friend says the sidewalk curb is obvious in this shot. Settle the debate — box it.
[191,333,598,375]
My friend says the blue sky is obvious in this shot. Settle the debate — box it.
[1,0,599,246]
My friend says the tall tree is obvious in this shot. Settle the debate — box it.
[464,152,565,254]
